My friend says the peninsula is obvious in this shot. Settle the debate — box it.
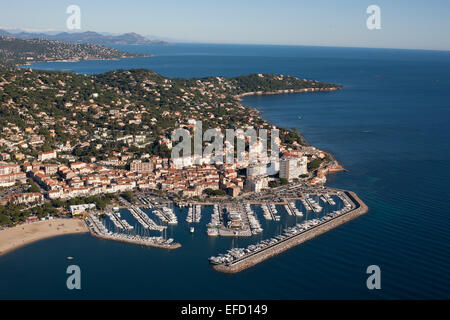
[0,36,150,67]
[0,43,358,264]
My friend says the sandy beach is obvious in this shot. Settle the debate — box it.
[0,218,88,256]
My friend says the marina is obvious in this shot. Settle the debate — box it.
[284,201,303,217]
[219,205,252,237]
[129,206,166,231]
[211,191,368,273]
[105,211,134,231]
[186,204,202,223]
[245,204,263,235]
[2,38,444,300]
[261,204,273,220]
[206,204,220,236]
[137,196,154,209]
[265,204,281,221]
[86,213,180,249]
[305,195,323,213]
[152,206,178,225]
[79,185,366,265]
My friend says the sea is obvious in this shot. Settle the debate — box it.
[1,43,449,299]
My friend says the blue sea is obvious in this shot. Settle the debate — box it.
[2,43,450,299]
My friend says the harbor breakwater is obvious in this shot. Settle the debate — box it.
[213,190,368,273]
[85,215,181,250]
[89,231,182,250]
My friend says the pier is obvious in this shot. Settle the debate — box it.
[206,204,220,236]
[217,204,252,237]
[153,206,178,225]
[304,196,322,213]
[212,190,368,273]
[245,204,263,235]
[106,211,133,231]
[85,214,181,250]
[187,204,202,223]
[129,206,166,231]
[269,205,281,221]
[284,201,302,217]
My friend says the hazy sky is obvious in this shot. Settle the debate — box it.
[1,0,449,50]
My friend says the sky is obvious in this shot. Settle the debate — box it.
[0,0,449,50]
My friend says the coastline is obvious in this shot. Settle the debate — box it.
[0,218,88,257]
[236,86,341,101]
[18,54,154,67]
[238,85,347,179]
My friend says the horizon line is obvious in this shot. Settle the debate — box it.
[2,26,449,53]
[169,40,450,53]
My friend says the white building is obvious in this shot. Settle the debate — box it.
[38,150,57,162]
[244,176,269,192]
[279,156,307,181]
[69,203,96,217]
[246,162,267,178]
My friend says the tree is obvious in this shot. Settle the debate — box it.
[307,159,322,172]
[121,191,134,203]
[0,213,11,226]
[268,181,279,188]
[203,188,226,196]
[51,199,65,208]
[28,182,40,193]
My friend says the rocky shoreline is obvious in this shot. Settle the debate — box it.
[236,86,341,100]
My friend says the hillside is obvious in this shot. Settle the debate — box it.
[0,36,149,67]
[0,29,169,46]
[0,68,342,160]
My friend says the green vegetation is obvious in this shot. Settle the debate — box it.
[28,181,40,193]
[268,178,289,188]
[50,199,65,208]
[121,191,134,203]
[0,205,21,226]
[0,65,341,161]
[280,129,308,147]
[0,36,145,67]
[203,188,226,196]
[67,194,116,210]
[29,203,59,219]
[0,193,119,226]
[307,159,323,172]
[231,73,342,94]
[0,203,58,226]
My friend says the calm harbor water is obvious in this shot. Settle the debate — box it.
[2,44,449,299]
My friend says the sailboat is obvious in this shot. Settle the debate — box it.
[298,116,302,120]
[190,227,195,233]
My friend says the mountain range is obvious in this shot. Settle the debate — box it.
[0,29,169,46]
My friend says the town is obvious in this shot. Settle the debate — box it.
[0,57,362,270]
[0,34,371,277]
[0,66,342,225]
[0,135,344,220]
